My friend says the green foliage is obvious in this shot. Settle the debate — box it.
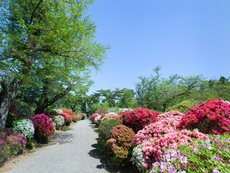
[97,118,120,154]
[135,66,204,112]
[106,125,135,166]
[0,0,109,126]
[166,99,200,114]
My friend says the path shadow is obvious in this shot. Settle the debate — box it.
[54,132,75,144]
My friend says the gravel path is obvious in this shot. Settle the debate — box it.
[6,119,108,173]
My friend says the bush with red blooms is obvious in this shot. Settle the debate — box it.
[26,114,54,141]
[62,110,77,122]
[119,108,160,133]
[106,125,135,165]
[59,113,72,126]
[117,110,133,125]
[177,98,230,135]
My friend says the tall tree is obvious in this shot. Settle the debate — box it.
[0,0,109,127]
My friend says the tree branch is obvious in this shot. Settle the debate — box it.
[30,0,43,25]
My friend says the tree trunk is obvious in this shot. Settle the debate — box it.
[0,78,20,128]
[34,84,72,114]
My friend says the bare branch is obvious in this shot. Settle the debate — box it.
[30,0,43,25]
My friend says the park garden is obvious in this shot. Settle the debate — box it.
[0,0,230,172]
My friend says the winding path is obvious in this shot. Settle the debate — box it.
[6,119,108,173]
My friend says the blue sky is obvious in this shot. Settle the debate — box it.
[86,0,230,95]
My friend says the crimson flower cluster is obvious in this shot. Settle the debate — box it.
[26,114,54,137]
[177,98,230,135]
[122,108,160,133]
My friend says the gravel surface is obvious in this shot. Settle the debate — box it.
[6,119,108,173]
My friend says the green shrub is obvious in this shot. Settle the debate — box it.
[97,118,120,154]
[106,125,135,166]
[166,99,200,114]
[47,109,58,116]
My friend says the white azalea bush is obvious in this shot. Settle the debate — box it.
[54,115,65,128]
[132,143,146,173]
[117,108,133,114]
[53,109,63,114]
[94,115,102,125]
[13,119,35,140]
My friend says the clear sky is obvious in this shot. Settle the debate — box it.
[86,0,230,95]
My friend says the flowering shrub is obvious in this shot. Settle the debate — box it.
[79,113,87,120]
[98,118,120,154]
[26,114,54,141]
[59,113,72,126]
[6,103,19,128]
[123,108,160,133]
[132,143,145,172]
[13,119,35,140]
[62,110,77,122]
[133,111,208,170]
[90,113,100,123]
[117,108,133,114]
[94,115,102,125]
[100,113,119,124]
[106,125,135,165]
[149,134,230,173]
[0,128,26,163]
[118,110,133,125]
[53,109,63,114]
[54,115,65,128]
[177,98,230,135]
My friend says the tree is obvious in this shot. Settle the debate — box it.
[135,67,203,112]
[0,0,109,127]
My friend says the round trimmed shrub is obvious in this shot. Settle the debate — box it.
[96,108,108,114]
[54,115,65,128]
[166,99,200,114]
[177,98,230,135]
[120,108,160,133]
[106,125,135,165]
[98,118,120,154]
[13,119,35,140]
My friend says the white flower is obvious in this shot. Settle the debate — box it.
[13,119,35,140]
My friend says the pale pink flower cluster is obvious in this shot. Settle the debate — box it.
[133,111,209,170]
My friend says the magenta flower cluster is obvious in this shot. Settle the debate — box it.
[0,128,26,161]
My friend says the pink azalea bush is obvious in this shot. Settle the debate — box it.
[90,113,100,123]
[133,111,209,170]
[177,98,230,135]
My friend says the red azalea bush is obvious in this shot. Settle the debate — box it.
[177,98,230,135]
[62,110,78,122]
[59,113,72,126]
[133,111,208,169]
[117,111,132,125]
[26,114,54,141]
[106,125,135,165]
[121,108,160,133]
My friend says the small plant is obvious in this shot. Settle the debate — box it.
[106,125,135,166]
[98,118,120,154]
[13,119,35,140]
